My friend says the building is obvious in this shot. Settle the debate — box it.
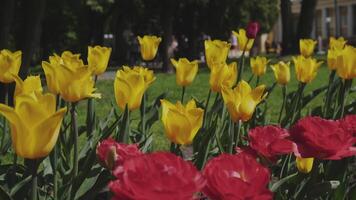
[266,0,356,53]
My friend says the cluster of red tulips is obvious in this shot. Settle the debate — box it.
[97,115,356,199]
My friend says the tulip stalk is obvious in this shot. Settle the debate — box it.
[71,103,79,177]
[30,159,40,200]
[181,86,186,103]
[234,120,242,148]
[228,120,235,153]
[323,70,336,118]
[278,85,287,124]
[140,93,146,135]
[289,83,306,126]
[202,89,212,128]
[86,75,98,137]
[338,79,352,118]
[120,105,131,144]
[236,39,250,83]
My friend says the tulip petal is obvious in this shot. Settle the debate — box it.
[161,99,176,125]
[29,107,67,159]
[251,85,266,102]
[166,109,193,145]
[0,104,26,156]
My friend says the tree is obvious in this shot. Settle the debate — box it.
[296,0,318,40]
[0,0,16,104]
[281,0,295,55]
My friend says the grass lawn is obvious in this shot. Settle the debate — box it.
[75,58,356,151]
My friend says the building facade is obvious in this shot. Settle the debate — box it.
[269,0,356,53]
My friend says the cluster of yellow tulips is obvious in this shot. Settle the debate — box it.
[0,22,355,199]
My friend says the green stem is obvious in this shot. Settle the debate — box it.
[247,74,254,83]
[323,70,336,118]
[86,98,95,137]
[181,86,186,103]
[71,103,78,177]
[140,93,146,135]
[290,83,306,126]
[216,105,226,153]
[122,105,130,144]
[53,143,58,200]
[255,76,260,87]
[228,120,235,153]
[339,79,352,118]
[234,120,242,148]
[202,89,212,128]
[236,39,251,83]
[31,160,39,200]
[278,85,287,124]
[279,153,292,179]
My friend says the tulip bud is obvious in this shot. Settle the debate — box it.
[246,21,260,39]
[96,138,142,171]
[97,139,118,170]
[296,157,314,173]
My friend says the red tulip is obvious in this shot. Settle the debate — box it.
[290,116,356,160]
[109,152,205,200]
[340,114,356,136]
[248,126,297,162]
[203,153,273,200]
[96,138,142,170]
[246,21,260,39]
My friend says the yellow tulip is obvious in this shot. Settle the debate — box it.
[124,66,156,88]
[221,80,266,122]
[137,35,162,61]
[13,75,43,98]
[42,55,100,102]
[329,37,347,50]
[296,157,314,173]
[336,45,356,80]
[59,51,85,70]
[232,29,254,51]
[0,90,67,159]
[250,56,269,76]
[88,46,112,75]
[327,48,342,70]
[293,55,323,83]
[114,66,155,111]
[171,58,199,86]
[299,39,317,57]
[0,49,22,83]
[209,62,237,92]
[161,99,204,145]
[204,40,231,68]
[270,61,291,85]
[42,51,87,94]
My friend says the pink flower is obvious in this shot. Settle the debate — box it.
[96,138,142,170]
[203,153,273,200]
[246,21,260,39]
[248,126,297,162]
[109,152,205,200]
[290,116,356,160]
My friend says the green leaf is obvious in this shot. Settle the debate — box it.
[0,185,12,200]
[301,85,327,108]
[271,172,298,192]
[9,175,32,197]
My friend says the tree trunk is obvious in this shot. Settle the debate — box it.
[18,0,46,79]
[296,0,318,40]
[161,0,176,73]
[0,0,15,104]
[280,0,295,55]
